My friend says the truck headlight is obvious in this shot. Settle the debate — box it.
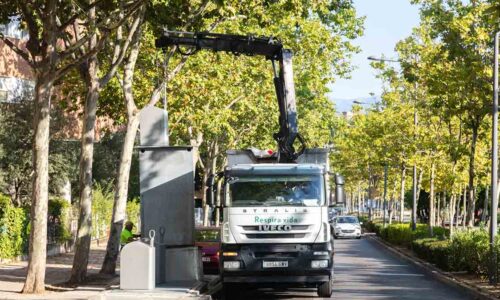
[311,260,329,268]
[222,222,232,243]
[224,261,241,269]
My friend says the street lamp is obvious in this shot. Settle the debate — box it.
[490,31,500,285]
[368,55,418,231]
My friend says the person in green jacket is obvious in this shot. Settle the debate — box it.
[121,221,139,247]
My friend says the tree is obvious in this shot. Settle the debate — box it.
[0,1,104,293]
[69,1,145,283]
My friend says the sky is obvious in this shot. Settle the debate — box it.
[328,0,420,112]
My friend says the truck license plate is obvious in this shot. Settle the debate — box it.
[263,261,288,268]
[202,257,211,262]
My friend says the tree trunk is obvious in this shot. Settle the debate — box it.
[400,164,406,223]
[100,112,139,274]
[449,194,455,237]
[462,187,467,229]
[467,126,478,227]
[215,177,223,227]
[482,185,489,223]
[70,47,100,283]
[416,168,424,223]
[22,77,53,294]
[441,190,447,227]
[361,191,365,217]
[357,184,362,217]
[436,193,441,226]
[429,163,435,235]
[202,140,219,226]
[99,17,144,274]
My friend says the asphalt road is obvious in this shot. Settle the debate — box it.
[216,237,471,299]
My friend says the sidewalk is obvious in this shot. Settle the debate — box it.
[0,243,213,300]
[0,242,118,299]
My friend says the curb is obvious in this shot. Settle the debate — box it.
[188,276,221,299]
[203,276,222,297]
[367,235,498,300]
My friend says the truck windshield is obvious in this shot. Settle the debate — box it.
[228,175,323,207]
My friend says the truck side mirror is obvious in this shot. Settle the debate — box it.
[334,174,345,205]
[206,174,216,207]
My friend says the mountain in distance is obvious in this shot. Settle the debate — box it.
[329,95,380,113]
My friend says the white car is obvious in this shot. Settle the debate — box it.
[332,216,362,239]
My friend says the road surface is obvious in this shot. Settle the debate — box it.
[217,237,471,299]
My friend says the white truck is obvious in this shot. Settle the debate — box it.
[206,148,344,298]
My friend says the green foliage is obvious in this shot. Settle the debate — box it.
[48,198,72,243]
[126,198,141,226]
[412,238,451,270]
[448,229,490,276]
[376,223,449,247]
[384,226,500,277]
[0,194,28,259]
[93,132,140,200]
[411,229,496,276]
[92,182,114,240]
[0,101,80,205]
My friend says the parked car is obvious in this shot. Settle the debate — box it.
[332,216,362,239]
[195,227,220,274]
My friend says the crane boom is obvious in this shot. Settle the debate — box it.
[155,31,306,162]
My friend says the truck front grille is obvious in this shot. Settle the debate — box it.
[254,252,299,258]
[245,233,307,239]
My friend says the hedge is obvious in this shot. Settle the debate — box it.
[48,198,72,243]
[0,194,28,259]
[412,238,451,270]
[0,194,72,259]
[373,223,449,247]
[374,222,500,278]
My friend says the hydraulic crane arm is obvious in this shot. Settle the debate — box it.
[155,31,306,163]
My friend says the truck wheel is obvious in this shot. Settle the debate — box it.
[222,283,237,300]
[317,279,333,298]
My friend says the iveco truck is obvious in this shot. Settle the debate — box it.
[207,148,344,298]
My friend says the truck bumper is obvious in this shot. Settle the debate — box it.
[220,242,333,285]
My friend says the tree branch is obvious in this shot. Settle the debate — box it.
[59,0,144,62]
[148,54,189,107]
[53,29,110,80]
[18,2,42,55]
[0,35,34,67]
[99,5,145,87]
[57,0,107,31]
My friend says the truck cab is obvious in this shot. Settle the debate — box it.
[209,148,344,298]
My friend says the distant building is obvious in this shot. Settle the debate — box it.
[0,17,33,103]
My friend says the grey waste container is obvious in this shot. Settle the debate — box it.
[120,239,155,290]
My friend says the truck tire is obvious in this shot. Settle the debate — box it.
[317,279,333,298]
[222,283,237,300]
